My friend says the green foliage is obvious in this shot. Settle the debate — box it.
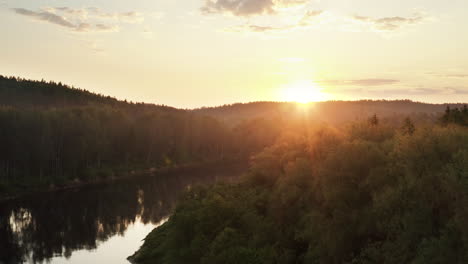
[402,117,416,135]
[441,105,468,126]
[0,77,249,194]
[133,124,468,264]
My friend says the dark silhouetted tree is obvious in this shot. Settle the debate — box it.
[402,117,416,135]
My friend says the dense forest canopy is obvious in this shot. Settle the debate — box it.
[132,119,468,264]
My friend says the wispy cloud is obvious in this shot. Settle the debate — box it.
[13,8,79,30]
[201,0,309,17]
[11,7,144,33]
[329,86,468,97]
[85,8,144,23]
[426,72,468,78]
[226,24,288,33]
[220,7,428,35]
[351,13,428,31]
[224,9,324,33]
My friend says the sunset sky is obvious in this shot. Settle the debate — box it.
[1,0,468,108]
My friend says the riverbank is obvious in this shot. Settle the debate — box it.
[1,162,247,264]
[127,124,468,264]
[0,159,248,202]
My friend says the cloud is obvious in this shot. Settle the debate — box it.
[445,74,468,78]
[13,8,77,29]
[319,79,400,86]
[351,13,427,31]
[386,87,468,95]
[78,23,119,33]
[201,0,308,17]
[426,72,468,78]
[223,9,426,35]
[324,86,468,100]
[11,7,143,33]
[85,8,144,23]
[225,9,324,33]
[330,86,468,98]
[445,87,468,95]
[49,7,88,19]
[226,24,288,33]
[299,10,323,26]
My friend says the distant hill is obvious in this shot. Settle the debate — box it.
[0,75,179,113]
[194,100,464,126]
[1,75,465,125]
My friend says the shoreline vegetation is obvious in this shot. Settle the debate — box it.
[130,113,468,264]
[0,159,248,202]
[0,75,256,201]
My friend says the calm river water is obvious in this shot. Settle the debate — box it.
[0,164,245,264]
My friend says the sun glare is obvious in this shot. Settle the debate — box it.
[281,80,328,104]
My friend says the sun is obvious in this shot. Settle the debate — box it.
[281,80,328,103]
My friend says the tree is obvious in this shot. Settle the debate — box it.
[368,114,379,126]
[402,117,416,135]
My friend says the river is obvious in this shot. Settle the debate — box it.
[0,164,246,264]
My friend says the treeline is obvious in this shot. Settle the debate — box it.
[195,100,450,126]
[0,76,254,195]
[442,105,468,126]
[0,106,239,187]
[0,75,120,108]
[132,119,468,264]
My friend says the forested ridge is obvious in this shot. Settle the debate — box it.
[0,75,120,108]
[132,116,468,264]
[194,100,463,126]
[0,76,245,197]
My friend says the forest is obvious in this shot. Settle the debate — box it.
[2,75,468,263]
[0,75,462,199]
[131,114,468,264]
[0,76,245,197]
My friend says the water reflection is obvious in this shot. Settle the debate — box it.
[0,164,245,264]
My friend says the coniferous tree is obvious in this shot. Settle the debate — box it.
[368,114,379,126]
[402,117,416,135]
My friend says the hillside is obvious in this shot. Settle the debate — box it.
[0,76,241,198]
[1,75,456,124]
[0,75,179,113]
[194,100,459,126]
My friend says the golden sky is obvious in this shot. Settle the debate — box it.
[1,0,468,107]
